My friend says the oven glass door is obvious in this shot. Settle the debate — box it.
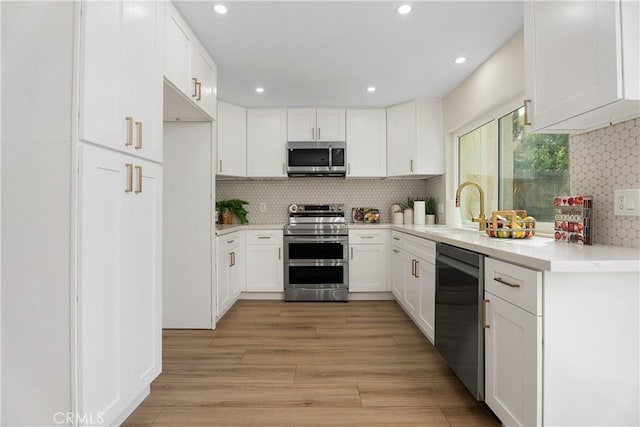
[286,264,346,287]
[285,237,347,261]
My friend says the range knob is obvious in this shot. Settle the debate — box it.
[288,204,298,213]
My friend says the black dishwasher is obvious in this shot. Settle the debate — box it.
[435,243,485,401]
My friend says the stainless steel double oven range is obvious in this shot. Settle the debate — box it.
[283,204,348,302]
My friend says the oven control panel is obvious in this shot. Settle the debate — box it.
[288,204,344,214]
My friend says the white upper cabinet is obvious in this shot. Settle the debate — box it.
[524,0,640,133]
[163,2,217,120]
[217,101,247,177]
[79,1,162,162]
[346,109,387,177]
[287,108,346,141]
[247,109,287,177]
[386,98,443,177]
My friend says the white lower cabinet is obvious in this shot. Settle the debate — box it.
[348,230,388,292]
[216,232,245,319]
[484,258,542,427]
[78,143,162,426]
[391,231,436,343]
[245,230,284,292]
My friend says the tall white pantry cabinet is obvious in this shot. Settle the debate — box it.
[2,2,163,426]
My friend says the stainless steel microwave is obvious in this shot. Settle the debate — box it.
[286,141,346,176]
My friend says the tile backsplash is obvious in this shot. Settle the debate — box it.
[216,178,429,224]
[569,117,640,248]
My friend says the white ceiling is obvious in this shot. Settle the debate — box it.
[174,1,524,108]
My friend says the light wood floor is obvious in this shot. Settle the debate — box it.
[123,300,500,426]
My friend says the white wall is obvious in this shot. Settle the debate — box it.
[163,122,214,328]
[441,29,525,224]
[1,2,75,424]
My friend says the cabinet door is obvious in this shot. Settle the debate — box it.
[390,247,404,300]
[386,101,416,176]
[77,144,128,425]
[246,244,283,292]
[247,109,288,177]
[346,109,387,177]
[349,244,387,292]
[217,102,247,176]
[78,1,122,149]
[120,158,162,401]
[403,255,419,315]
[229,244,243,300]
[216,249,231,316]
[287,108,317,141]
[121,0,161,162]
[164,3,192,96]
[417,258,435,343]
[485,293,542,427]
[524,1,622,131]
[192,46,217,119]
[316,108,345,142]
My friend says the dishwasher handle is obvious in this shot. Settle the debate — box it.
[436,253,481,279]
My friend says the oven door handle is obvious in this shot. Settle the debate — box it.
[285,236,347,243]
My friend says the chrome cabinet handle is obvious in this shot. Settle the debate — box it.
[125,117,134,146]
[360,235,374,239]
[482,299,490,329]
[195,81,202,101]
[219,160,222,173]
[494,277,520,288]
[278,247,281,260]
[135,121,142,150]
[258,236,271,239]
[125,163,133,193]
[318,127,321,140]
[411,259,416,277]
[228,252,233,267]
[410,159,414,172]
[414,260,420,278]
[192,78,199,98]
[524,99,532,126]
[350,247,354,260]
[134,165,142,194]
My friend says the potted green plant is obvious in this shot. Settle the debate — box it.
[425,197,438,224]
[216,199,249,224]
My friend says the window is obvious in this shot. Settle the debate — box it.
[458,106,569,230]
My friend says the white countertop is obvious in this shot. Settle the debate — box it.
[216,223,640,273]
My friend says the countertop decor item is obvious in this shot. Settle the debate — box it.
[414,200,426,225]
[216,199,249,224]
[425,197,438,225]
[553,195,592,244]
[485,210,535,239]
[352,208,380,224]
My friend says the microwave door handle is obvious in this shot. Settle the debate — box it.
[328,144,332,169]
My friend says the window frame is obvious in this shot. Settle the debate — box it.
[452,97,561,235]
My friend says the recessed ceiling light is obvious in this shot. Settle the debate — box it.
[367,86,376,93]
[454,57,467,64]
[213,4,228,14]
[255,87,264,94]
[397,4,412,15]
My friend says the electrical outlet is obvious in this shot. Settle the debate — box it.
[614,189,640,216]
[259,202,267,213]
[437,202,444,214]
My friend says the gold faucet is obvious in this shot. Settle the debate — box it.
[455,181,486,231]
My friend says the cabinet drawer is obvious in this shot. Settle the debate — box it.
[246,230,283,245]
[217,231,241,253]
[391,231,404,248]
[404,234,435,262]
[485,258,542,316]
[349,229,387,245]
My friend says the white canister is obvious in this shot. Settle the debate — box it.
[413,201,425,225]
[393,212,404,224]
[446,199,462,228]
[426,214,436,225]
[404,208,414,224]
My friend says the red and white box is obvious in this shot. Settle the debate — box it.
[553,195,592,245]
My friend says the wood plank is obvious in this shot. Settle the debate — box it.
[123,300,499,426]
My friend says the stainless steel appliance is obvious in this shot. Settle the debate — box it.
[286,141,346,176]
[435,243,485,401]
[283,204,348,301]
